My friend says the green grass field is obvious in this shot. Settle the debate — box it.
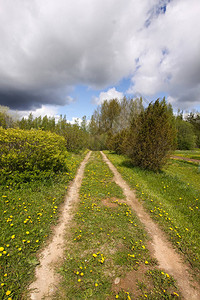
[56,152,180,299]
[1,149,198,299]
[105,151,200,280]
[0,152,86,300]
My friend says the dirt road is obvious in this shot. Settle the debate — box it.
[171,155,200,163]
[29,151,91,299]
[101,151,200,300]
[29,151,200,299]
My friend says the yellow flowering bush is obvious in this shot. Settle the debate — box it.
[0,128,70,184]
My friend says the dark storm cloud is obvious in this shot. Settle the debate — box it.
[0,0,142,111]
[0,88,68,110]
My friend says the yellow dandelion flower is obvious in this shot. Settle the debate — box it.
[6,290,11,296]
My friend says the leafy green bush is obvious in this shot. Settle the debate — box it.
[187,112,200,148]
[176,118,197,150]
[88,133,108,150]
[18,113,89,153]
[0,128,69,184]
[0,105,15,128]
[107,129,127,154]
[58,122,88,153]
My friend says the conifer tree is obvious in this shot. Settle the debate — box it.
[129,98,176,171]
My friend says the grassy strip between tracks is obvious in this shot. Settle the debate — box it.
[0,151,87,300]
[104,151,200,282]
[56,151,180,300]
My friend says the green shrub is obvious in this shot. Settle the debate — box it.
[186,112,200,148]
[128,98,177,172]
[176,118,197,150]
[0,105,15,128]
[88,133,108,150]
[0,128,69,184]
[107,129,127,154]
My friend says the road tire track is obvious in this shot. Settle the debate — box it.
[101,151,200,300]
[28,151,91,300]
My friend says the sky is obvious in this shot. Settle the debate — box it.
[0,0,200,122]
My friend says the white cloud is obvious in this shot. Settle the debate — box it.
[11,105,59,119]
[68,117,82,125]
[66,96,75,104]
[93,88,124,105]
[128,0,200,109]
[0,0,199,111]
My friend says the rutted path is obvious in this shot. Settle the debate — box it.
[171,155,200,163]
[28,150,200,299]
[101,151,200,300]
[29,151,91,299]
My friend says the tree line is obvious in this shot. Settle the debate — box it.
[89,97,200,148]
[0,106,89,153]
[1,98,200,171]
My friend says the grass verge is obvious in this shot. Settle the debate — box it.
[56,151,180,299]
[104,151,200,281]
[0,151,87,300]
